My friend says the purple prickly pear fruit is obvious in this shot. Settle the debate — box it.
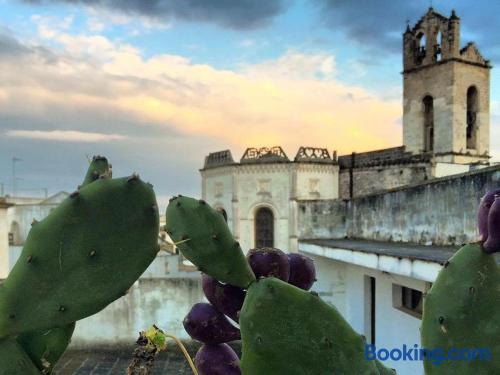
[247,247,290,282]
[183,303,240,344]
[477,189,500,241]
[287,253,316,290]
[202,274,246,322]
[483,196,500,253]
[195,343,241,375]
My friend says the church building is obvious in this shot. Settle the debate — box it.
[201,7,492,254]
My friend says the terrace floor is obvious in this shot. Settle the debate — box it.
[53,348,197,375]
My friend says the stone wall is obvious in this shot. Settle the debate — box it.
[338,163,431,199]
[299,164,500,245]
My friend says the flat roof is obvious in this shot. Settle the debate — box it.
[300,238,500,265]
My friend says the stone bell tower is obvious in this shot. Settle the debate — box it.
[402,8,491,164]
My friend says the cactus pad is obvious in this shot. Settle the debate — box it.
[0,338,40,375]
[0,176,159,337]
[17,322,75,374]
[82,155,112,186]
[165,196,255,288]
[239,277,395,375]
[421,243,500,374]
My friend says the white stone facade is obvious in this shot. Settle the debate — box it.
[201,147,339,253]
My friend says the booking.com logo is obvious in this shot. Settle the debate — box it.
[365,344,491,365]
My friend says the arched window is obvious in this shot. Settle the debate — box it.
[466,86,478,150]
[423,96,434,152]
[254,207,274,248]
[416,32,426,64]
[435,31,443,61]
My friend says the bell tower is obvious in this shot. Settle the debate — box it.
[402,8,491,164]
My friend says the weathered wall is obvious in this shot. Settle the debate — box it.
[298,199,347,240]
[0,201,10,278]
[338,164,431,199]
[299,165,500,245]
[69,277,203,348]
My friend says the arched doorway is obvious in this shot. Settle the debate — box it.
[254,207,274,248]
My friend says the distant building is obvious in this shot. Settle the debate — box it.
[200,146,339,253]
[202,7,493,235]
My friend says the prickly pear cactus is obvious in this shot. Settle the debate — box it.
[239,277,395,375]
[421,243,500,374]
[165,196,255,288]
[81,155,112,186]
[0,175,159,337]
[0,338,41,375]
[17,322,75,374]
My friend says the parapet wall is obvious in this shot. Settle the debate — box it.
[298,165,500,245]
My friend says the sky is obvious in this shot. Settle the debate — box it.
[0,0,500,208]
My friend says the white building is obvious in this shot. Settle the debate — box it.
[201,146,339,253]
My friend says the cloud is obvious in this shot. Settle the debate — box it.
[0,26,402,199]
[22,0,290,30]
[242,50,336,80]
[5,130,128,142]
[313,0,500,61]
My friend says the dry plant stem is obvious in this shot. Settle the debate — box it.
[165,334,199,375]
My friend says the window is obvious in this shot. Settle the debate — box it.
[393,284,424,319]
[423,96,434,152]
[254,207,274,248]
[435,31,443,61]
[309,178,320,197]
[364,276,376,345]
[466,86,478,150]
[415,32,426,64]
[9,221,20,245]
